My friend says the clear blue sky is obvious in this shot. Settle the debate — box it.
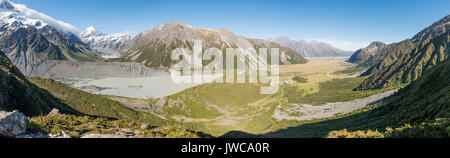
[12,0,450,50]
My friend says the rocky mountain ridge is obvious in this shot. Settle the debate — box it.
[352,15,450,90]
[270,36,353,57]
[0,0,101,74]
[80,26,131,59]
[116,22,308,68]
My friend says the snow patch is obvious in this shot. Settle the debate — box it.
[9,0,79,34]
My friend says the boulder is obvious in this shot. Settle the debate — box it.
[0,110,29,138]
[47,108,60,116]
[140,123,149,130]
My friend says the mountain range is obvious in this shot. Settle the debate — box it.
[348,41,387,64]
[350,15,449,90]
[0,0,100,74]
[269,36,353,57]
[0,0,309,75]
[113,22,308,68]
[80,26,130,59]
[0,0,448,139]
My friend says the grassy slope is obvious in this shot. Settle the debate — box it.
[1,50,142,119]
[328,57,450,138]
[0,51,79,116]
[27,78,138,118]
[0,54,199,137]
[285,77,396,106]
[147,76,397,136]
[27,77,174,126]
[355,15,449,90]
[136,82,299,136]
[29,113,203,138]
[222,58,449,138]
[357,32,449,90]
[1,49,176,128]
[330,66,366,76]
[142,58,400,136]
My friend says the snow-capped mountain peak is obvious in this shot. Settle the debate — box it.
[0,0,78,34]
[85,26,96,33]
[0,0,15,10]
[80,26,131,59]
[81,26,131,43]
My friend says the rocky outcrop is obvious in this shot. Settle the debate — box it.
[47,108,60,116]
[0,110,74,138]
[0,25,101,74]
[348,41,387,64]
[0,110,29,137]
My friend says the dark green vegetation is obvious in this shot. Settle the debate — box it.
[357,31,449,90]
[349,15,449,90]
[1,51,204,137]
[283,77,394,106]
[28,77,138,120]
[327,118,449,138]
[2,16,448,138]
[157,83,271,119]
[0,51,78,116]
[197,16,450,137]
[328,58,450,138]
[27,77,193,128]
[29,113,202,138]
[224,57,449,138]
[331,66,366,76]
[292,75,308,83]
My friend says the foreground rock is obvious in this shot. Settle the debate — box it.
[47,108,60,116]
[0,110,29,137]
[48,130,72,138]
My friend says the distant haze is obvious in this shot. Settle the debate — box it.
[269,36,354,57]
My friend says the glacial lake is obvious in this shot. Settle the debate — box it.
[64,72,221,99]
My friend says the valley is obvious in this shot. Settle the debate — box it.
[97,57,400,136]
[0,0,448,139]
